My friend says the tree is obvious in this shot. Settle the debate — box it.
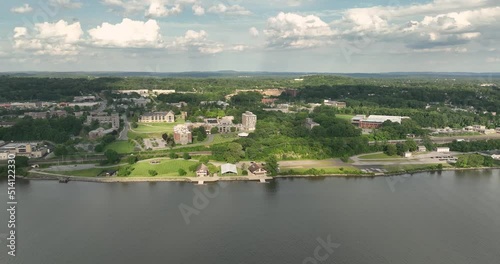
[384,144,397,156]
[54,144,69,156]
[199,156,209,164]
[183,152,191,160]
[178,168,187,176]
[169,152,178,159]
[194,126,207,141]
[131,122,138,128]
[127,155,138,164]
[265,156,279,176]
[210,127,219,134]
[14,156,29,168]
[148,170,158,176]
[104,149,120,164]
[404,139,418,152]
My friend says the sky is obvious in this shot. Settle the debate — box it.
[0,0,499,72]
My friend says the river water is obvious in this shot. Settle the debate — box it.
[1,170,499,264]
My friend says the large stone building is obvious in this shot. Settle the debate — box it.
[87,113,120,129]
[173,125,192,145]
[324,100,347,109]
[0,142,48,160]
[351,115,410,129]
[242,111,257,131]
[140,111,175,123]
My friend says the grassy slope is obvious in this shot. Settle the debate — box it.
[104,141,136,154]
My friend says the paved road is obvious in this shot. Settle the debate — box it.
[118,114,129,140]
[369,133,500,145]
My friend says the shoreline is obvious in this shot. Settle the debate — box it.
[20,166,500,183]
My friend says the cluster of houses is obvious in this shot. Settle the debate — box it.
[195,162,268,177]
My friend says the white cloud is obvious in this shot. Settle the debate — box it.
[88,18,163,48]
[207,4,252,16]
[249,27,259,37]
[264,12,335,48]
[13,20,83,56]
[170,30,224,54]
[146,0,182,17]
[486,57,500,62]
[192,4,205,16]
[10,4,33,14]
[49,0,83,9]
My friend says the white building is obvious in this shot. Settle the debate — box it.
[87,113,120,128]
[242,111,257,131]
[437,147,450,153]
[140,111,175,123]
[0,142,48,160]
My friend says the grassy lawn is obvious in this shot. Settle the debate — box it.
[383,163,452,173]
[336,114,355,121]
[128,159,199,177]
[105,141,136,154]
[57,168,116,177]
[280,166,361,175]
[210,133,238,145]
[358,153,403,160]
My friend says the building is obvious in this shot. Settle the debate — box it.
[217,116,234,133]
[0,142,48,160]
[242,111,257,131]
[87,113,120,129]
[324,100,347,109]
[418,146,427,152]
[139,111,175,123]
[304,118,320,130]
[24,112,48,119]
[113,89,149,97]
[351,115,411,129]
[492,154,500,160]
[248,162,267,177]
[437,147,450,153]
[88,127,116,139]
[173,125,192,145]
[152,90,176,96]
[196,164,209,177]
[74,96,96,102]
[404,152,413,158]
[220,163,238,175]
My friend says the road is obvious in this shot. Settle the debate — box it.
[369,133,500,145]
[118,114,129,140]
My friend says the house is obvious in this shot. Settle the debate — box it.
[304,118,320,130]
[492,154,500,160]
[196,164,209,177]
[86,112,120,128]
[220,163,238,175]
[418,146,427,152]
[404,152,412,158]
[323,100,347,109]
[248,162,267,177]
[437,147,450,153]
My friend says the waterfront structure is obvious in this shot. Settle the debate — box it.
[324,100,347,109]
[196,164,209,177]
[351,115,410,129]
[89,127,115,139]
[0,142,48,160]
[173,125,192,145]
[242,111,257,131]
[304,118,320,130]
[248,162,267,177]
[87,112,120,129]
[139,111,175,123]
[220,164,238,175]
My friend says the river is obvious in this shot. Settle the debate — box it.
[1,170,499,264]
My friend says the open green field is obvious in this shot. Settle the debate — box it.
[128,159,199,177]
[105,141,136,154]
[383,163,452,173]
[129,118,186,138]
[336,114,355,121]
[358,152,403,160]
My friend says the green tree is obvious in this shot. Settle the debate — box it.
[404,139,418,152]
[127,155,138,164]
[178,168,187,176]
[210,127,219,134]
[183,152,191,160]
[199,156,209,164]
[14,156,30,168]
[148,170,158,176]
[265,156,279,176]
[104,149,120,164]
[169,152,178,159]
[384,144,397,156]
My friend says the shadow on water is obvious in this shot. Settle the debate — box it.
[264,179,279,196]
